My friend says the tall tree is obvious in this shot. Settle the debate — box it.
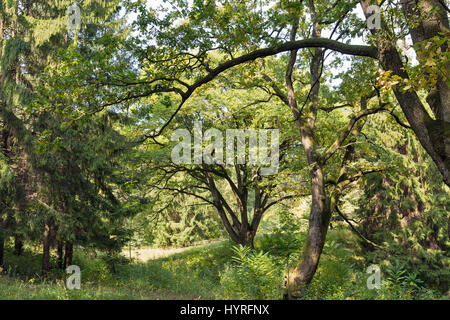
[33,0,449,294]
[124,76,300,247]
[1,0,129,273]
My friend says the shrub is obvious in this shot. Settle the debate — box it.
[72,250,112,283]
[219,245,283,299]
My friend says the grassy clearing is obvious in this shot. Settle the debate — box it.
[122,239,226,262]
[113,241,234,299]
[0,240,233,300]
[0,230,447,300]
[0,276,175,300]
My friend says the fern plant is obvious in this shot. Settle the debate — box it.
[219,245,283,299]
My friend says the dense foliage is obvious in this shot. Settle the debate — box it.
[0,0,448,300]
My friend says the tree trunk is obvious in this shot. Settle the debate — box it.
[0,236,4,266]
[238,229,255,248]
[0,216,4,266]
[359,0,450,187]
[286,165,331,298]
[64,242,73,269]
[42,223,51,274]
[57,241,64,269]
[13,237,23,256]
[283,10,333,298]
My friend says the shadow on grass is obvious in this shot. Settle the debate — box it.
[112,240,235,299]
[0,240,235,299]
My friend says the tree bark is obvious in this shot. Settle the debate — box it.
[400,0,450,122]
[64,242,73,269]
[42,223,51,274]
[13,237,23,256]
[202,166,259,247]
[360,0,450,186]
[281,3,361,297]
[0,235,4,266]
[283,8,333,298]
[57,241,64,269]
[237,229,256,248]
[287,164,331,298]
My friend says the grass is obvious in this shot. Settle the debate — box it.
[0,230,447,300]
[0,276,172,300]
[113,241,234,299]
[0,240,234,300]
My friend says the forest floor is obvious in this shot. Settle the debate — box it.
[0,240,232,299]
[0,230,447,300]
[122,239,225,262]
